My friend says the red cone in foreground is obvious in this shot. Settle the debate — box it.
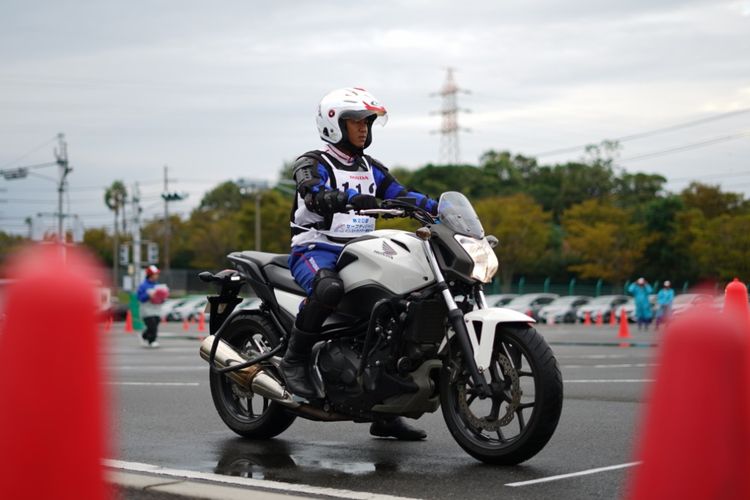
[124,309,134,333]
[626,311,750,499]
[584,311,591,325]
[595,312,603,326]
[609,310,617,326]
[198,312,206,332]
[0,244,110,499]
[618,309,630,338]
[724,278,750,333]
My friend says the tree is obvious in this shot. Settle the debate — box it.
[236,188,293,254]
[640,196,693,284]
[104,181,127,291]
[82,228,114,267]
[474,194,551,291]
[613,172,667,209]
[199,181,248,212]
[680,182,748,219]
[691,213,750,281]
[0,231,26,269]
[562,199,653,284]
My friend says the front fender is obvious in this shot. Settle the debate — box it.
[445,308,535,372]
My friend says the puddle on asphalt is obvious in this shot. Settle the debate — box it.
[212,438,398,481]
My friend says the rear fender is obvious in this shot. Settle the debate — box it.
[443,308,535,372]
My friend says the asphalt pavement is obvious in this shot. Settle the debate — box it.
[106,319,659,499]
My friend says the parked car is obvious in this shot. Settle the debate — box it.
[504,293,559,319]
[668,293,717,318]
[576,294,630,322]
[484,293,519,307]
[168,296,208,321]
[159,298,184,320]
[538,295,591,324]
[203,296,262,322]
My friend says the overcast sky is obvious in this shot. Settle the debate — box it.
[1,0,749,236]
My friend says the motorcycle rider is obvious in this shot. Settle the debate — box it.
[281,87,437,440]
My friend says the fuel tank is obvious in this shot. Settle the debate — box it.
[337,230,435,295]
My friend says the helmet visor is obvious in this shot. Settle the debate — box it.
[340,108,388,127]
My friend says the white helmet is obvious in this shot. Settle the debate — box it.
[316,87,388,148]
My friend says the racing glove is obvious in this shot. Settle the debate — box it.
[310,190,349,215]
[350,194,380,210]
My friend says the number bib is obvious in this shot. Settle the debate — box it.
[323,165,377,237]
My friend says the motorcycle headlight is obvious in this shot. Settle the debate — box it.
[454,235,499,283]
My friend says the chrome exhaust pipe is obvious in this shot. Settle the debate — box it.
[199,335,350,421]
[199,335,299,408]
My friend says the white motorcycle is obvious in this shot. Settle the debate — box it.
[199,191,563,464]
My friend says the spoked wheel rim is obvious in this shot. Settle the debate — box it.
[448,337,540,450]
[217,331,275,424]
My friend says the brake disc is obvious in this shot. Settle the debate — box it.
[457,352,521,430]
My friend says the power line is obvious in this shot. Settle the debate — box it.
[0,136,58,169]
[532,107,750,158]
[618,131,750,163]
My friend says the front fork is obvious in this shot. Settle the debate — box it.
[421,239,493,398]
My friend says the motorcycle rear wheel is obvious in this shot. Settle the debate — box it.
[209,314,296,439]
[440,323,563,464]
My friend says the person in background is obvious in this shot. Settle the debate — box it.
[281,87,437,440]
[655,280,675,328]
[628,277,654,331]
[137,265,169,348]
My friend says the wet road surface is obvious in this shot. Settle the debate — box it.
[108,322,657,499]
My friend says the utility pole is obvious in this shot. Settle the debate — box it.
[163,165,170,276]
[237,179,269,251]
[431,68,471,165]
[132,183,142,285]
[54,133,72,242]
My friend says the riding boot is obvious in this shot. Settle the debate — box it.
[370,416,427,441]
[279,327,319,400]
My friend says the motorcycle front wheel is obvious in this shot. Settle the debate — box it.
[209,314,296,439]
[440,323,563,465]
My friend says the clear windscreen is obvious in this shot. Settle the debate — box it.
[437,191,484,238]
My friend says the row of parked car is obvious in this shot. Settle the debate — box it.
[484,292,719,324]
[107,295,260,322]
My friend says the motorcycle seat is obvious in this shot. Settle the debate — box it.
[233,250,290,269]
[264,263,305,295]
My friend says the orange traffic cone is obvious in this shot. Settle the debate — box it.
[618,309,630,339]
[103,315,112,333]
[626,312,750,499]
[0,244,110,499]
[595,312,603,326]
[198,312,206,332]
[124,309,134,334]
[610,310,617,326]
[724,278,750,333]
[584,311,591,326]
[182,318,190,331]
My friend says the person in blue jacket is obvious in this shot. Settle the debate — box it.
[628,277,654,331]
[281,87,437,440]
[655,280,675,328]
[137,265,168,348]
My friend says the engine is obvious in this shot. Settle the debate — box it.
[316,297,447,418]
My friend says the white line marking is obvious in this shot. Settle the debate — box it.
[107,382,200,386]
[562,363,657,369]
[564,379,654,383]
[105,459,419,500]
[112,366,205,371]
[506,461,641,487]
